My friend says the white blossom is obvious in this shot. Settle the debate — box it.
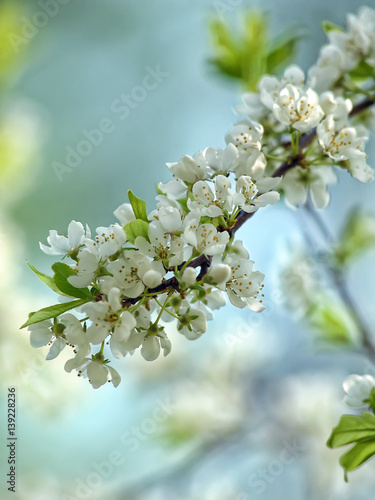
[343,374,375,409]
[181,267,197,288]
[235,92,268,121]
[319,92,352,129]
[59,313,87,346]
[328,7,375,70]
[308,44,346,93]
[225,120,263,154]
[316,99,374,183]
[64,343,91,373]
[203,144,239,175]
[184,223,229,256]
[280,165,337,209]
[259,65,306,108]
[233,175,280,213]
[226,239,250,260]
[104,250,164,297]
[66,358,121,389]
[68,249,100,288]
[86,360,121,389]
[225,259,265,312]
[167,152,210,184]
[113,203,136,226]
[225,120,267,179]
[39,220,90,256]
[134,221,184,266]
[259,65,324,131]
[141,330,172,361]
[82,288,137,345]
[187,175,233,217]
[348,157,374,183]
[85,223,127,258]
[151,206,182,233]
[157,179,188,200]
[28,319,67,360]
[207,263,231,286]
[317,117,367,162]
[177,303,207,340]
[273,85,324,132]
[109,306,151,358]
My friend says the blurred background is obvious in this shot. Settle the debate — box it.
[1,0,375,498]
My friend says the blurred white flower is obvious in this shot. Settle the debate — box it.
[280,165,337,209]
[343,374,375,409]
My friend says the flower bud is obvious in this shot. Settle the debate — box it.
[142,270,162,288]
[181,267,196,288]
[207,263,231,286]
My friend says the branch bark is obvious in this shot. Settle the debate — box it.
[135,97,375,300]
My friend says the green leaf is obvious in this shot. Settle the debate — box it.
[28,263,71,297]
[340,439,375,477]
[349,60,375,80]
[52,262,92,299]
[124,219,149,244]
[21,298,91,328]
[266,34,302,74]
[178,197,189,213]
[309,301,357,345]
[128,190,148,222]
[327,413,375,447]
[208,10,269,90]
[333,208,375,268]
[208,10,302,91]
[209,18,242,79]
[327,412,375,479]
[369,388,375,414]
[322,20,344,34]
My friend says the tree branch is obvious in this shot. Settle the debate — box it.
[130,97,375,303]
[271,97,375,178]
[303,202,375,357]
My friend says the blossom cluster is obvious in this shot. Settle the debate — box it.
[26,137,280,388]
[236,6,375,208]
[24,6,375,388]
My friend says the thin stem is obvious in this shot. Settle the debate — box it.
[305,199,335,244]
[303,203,375,358]
[98,341,105,357]
[272,97,375,179]
[154,297,179,319]
[123,97,375,306]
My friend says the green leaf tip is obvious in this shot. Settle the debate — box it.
[21,298,91,329]
[128,190,148,222]
[327,412,375,479]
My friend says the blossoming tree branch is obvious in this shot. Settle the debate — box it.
[22,6,375,479]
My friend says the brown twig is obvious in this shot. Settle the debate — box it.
[130,97,375,303]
